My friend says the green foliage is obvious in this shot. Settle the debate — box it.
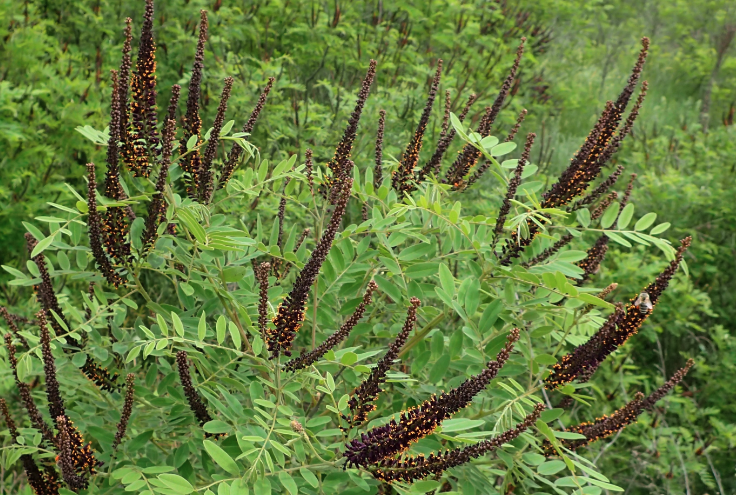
[2,0,735,495]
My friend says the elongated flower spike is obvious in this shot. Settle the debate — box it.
[176,351,213,427]
[199,77,234,203]
[56,415,91,492]
[268,178,353,359]
[343,328,520,468]
[445,38,525,188]
[285,281,378,373]
[465,108,528,189]
[440,90,451,137]
[142,117,177,251]
[39,312,101,477]
[39,310,66,422]
[271,178,291,278]
[34,232,121,391]
[499,40,649,267]
[102,203,132,266]
[323,60,377,198]
[4,333,55,444]
[545,304,625,389]
[621,173,637,206]
[1,306,29,348]
[0,398,17,439]
[392,60,443,194]
[545,360,693,455]
[371,403,545,483]
[112,374,135,453]
[105,69,124,197]
[180,10,208,198]
[1,399,61,495]
[547,237,692,389]
[591,192,618,221]
[242,77,276,135]
[571,165,624,211]
[493,132,535,250]
[344,298,421,428]
[542,39,648,211]
[577,234,610,283]
[578,175,635,282]
[256,262,271,340]
[166,83,181,123]
[102,64,135,261]
[419,92,478,181]
[374,110,386,188]
[597,81,648,169]
[278,228,311,282]
[576,219,616,286]
[305,148,315,196]
[25,235,73,342]
[114,18,133,155]
[522,233,574,268]
[86,164,123,287]
[220,77,276,188]
[504,108,528,143]
[124,0,159,178]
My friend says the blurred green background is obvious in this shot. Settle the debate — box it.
[1,0,734,492]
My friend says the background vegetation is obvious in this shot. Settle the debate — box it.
[1,0,734,494]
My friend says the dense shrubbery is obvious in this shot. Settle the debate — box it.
[2,1,735,495]
[0,2,712,495]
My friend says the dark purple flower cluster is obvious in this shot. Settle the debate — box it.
[499,39,648,265]
[38,311,102,485]
[4,333,55,444]
[199,77,234,203]
[371,404,545,483]
[494,132,536,247]
[285,281,378,373]
[391,60,443,195]
[545,360,693,455]
[344,298,421,428]
[86,163,124,287]
[444,39,525,189]
[547,237,692,389]
[344,328,519,468]
[176,351,213,427]
[269,178,353,359]
[522,233,574,268]
[1,399,61,495]
[373,110,386,188]
[112,374,136,452]
[142,115,178,252]
[220,77,276,189]
[419,92,478,182]
[256,262,271,340]
[322,61,377,199]
[465,108,528,189]
[1,306,29,348]
[122,0,159,178]
[304,148,315,196]
[542,39,648,211]
[25,236,73,343]
[179,10,208,198]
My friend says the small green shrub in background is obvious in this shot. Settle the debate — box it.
[0,2,717,495]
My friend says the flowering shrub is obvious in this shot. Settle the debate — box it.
[1,2,695,494]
